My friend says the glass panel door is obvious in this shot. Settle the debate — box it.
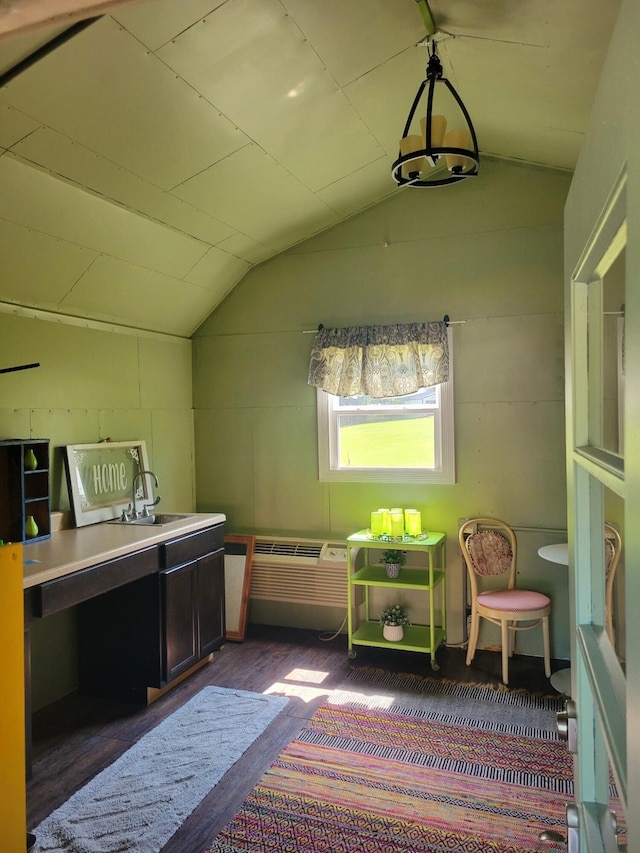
[569,175,626,851]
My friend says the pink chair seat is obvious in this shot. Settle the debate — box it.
[477,589,550,612]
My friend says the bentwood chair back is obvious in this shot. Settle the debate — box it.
[604,523,622,649]
[459,518,551,685]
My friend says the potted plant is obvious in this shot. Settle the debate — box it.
[379,603,410,642]
[379,548,406,579]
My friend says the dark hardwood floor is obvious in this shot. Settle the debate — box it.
[27,624,565,853]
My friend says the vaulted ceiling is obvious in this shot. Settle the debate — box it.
[0,0,620,337]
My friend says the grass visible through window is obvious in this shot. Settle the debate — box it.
[338,416,435,468]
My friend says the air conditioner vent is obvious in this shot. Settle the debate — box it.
[251,536,348,607]
[254,541,323,562]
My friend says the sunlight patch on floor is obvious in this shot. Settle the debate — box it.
[263,667,334,702]
[283,668,329,683]
[328,689,396,710]
[263,682,333,702]
[263,668,397,706]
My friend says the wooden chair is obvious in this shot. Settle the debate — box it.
[604,523,622,648]
[459,518,551,685]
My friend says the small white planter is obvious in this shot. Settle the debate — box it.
[383,624,404,642]
[384,562,401,578]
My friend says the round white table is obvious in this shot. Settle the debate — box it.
[538,543,568,566]
[538,543,571,696]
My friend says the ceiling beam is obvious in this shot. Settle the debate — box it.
[0,0,143,38]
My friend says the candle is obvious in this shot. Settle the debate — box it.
[399,134,425,178]
[421,114,447,166]
[405,509,422,536]
[370,511,385,536]
[378,508,391,535]
[390,509,404,538]
[444,128,472,173]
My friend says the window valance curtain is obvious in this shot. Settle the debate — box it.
[307,321,449,398]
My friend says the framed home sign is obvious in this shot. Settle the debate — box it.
[63,440,153,527]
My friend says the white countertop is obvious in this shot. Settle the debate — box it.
[23,513,226,589]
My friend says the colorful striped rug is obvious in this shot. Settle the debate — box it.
[205,673,588,853]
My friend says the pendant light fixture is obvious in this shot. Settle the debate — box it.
[392,40,479,188]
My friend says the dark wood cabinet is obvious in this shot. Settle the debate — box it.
[162,560,197,681]
[198,550,225,655]
[162,549,224,682]
[76,522,225,702]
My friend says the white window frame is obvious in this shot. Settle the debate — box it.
[316,336,455,484]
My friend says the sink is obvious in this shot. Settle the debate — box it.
[132,513,195,526]
[109,513,195,526]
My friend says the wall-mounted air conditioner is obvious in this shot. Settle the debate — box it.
[251,536,348,607]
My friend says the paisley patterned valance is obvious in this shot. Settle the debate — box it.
[307,321,449,398]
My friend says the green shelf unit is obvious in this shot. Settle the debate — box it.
[351,622,446,655]
[346,528,446,670]
[350,565,446,590]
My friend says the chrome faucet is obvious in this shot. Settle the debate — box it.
[129,470,160,519]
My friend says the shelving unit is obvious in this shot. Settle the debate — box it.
[346,529,446,670]
[0,438,51,544]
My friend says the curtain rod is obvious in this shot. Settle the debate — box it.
[302,316,467,333]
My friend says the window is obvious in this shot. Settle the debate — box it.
[316,370,455,484]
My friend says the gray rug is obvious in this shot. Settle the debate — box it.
[33,686,289,853]
[332,667,564,735]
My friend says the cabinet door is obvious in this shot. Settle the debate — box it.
[198,549,225,656]
[162,561,198,682]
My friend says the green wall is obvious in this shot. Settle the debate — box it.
[193,158,573,656]
[0,312,195,709]
[0,313,195,510]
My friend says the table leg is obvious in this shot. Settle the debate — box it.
[550,667,572,696]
